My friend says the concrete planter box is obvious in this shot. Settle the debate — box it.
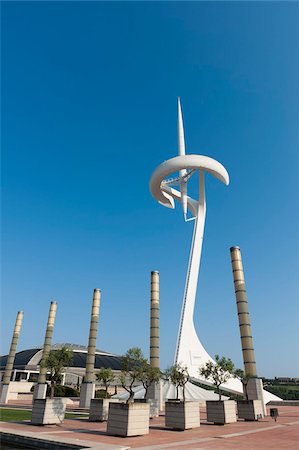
[237,400,264,421]
[165,400,200,430]
[89,398,119,421]
[107,402,150,437]
[206,400,237,424]
[31,398,67,425]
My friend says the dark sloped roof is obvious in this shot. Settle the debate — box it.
[73,353,122,371]
[0,348,41,370]
[0,348,123,371]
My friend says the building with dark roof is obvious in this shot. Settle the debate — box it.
[0,344,123,386]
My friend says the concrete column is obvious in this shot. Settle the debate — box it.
[150,271,159,368]
[230,247,257,377]
[230,246,266,414]
[0,311,23,404]
[79,288,101,408]
[146,271,161,410]
[34,301,57,400]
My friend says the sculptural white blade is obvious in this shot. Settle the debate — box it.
[177,98,188,220]
[149,99,281,402]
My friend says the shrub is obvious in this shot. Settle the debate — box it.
[95,389,111,399]
[45,384,79,397]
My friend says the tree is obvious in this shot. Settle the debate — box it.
[96,368,115,399]
[199,355,235,401]
[165,364,189,401]
[41,346,73,399]
[138,362,161,399]
[119,347,145,403]
[234,368,252,400]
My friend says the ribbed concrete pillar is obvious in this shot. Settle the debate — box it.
[38,301,57,384]
[146,271,161,411]
[85,289,101,382]
[230,247,257,377]
[34,301,57,399]
[79,289,100,408]
[0,311,23,404]
[230,246,266,414]
[2,311,23,385]
[150,270,159,368]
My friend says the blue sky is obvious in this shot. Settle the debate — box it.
[2,2,298,377]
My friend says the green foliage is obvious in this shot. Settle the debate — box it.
[199,355,235,401]
[119,347,162,403]
[46,384,79,398]
[96,368,115,398]
[41,346,73,399]
[138,362,161,398]
[119,347,146,403]
[264,385,299,400]
[165,364,189,400]
[95,389,111,399]
[234,368,253,400]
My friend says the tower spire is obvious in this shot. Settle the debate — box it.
[178,97,186,156]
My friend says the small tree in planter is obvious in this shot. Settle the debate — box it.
[165,364,189,401]
[199,355,237,424]
[107,347,150,436]
[42,347,73,399]
[96,367,115,399]
[89,368,117,422]
[164,364,200,430]
[139,362,161,399]
[234,368,264,421]
[31,346,73,425]
[137,362,161,418]
[200,355,234,401]
[119,347,145,403]
[234,368,251,401]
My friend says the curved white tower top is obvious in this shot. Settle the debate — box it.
[150,98,229,380]
[150,99,280,402]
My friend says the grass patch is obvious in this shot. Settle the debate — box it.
[65,412,88,419]
[0,408,31,422]
[0,408,87,422]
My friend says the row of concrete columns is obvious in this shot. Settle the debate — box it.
[1,247,263,406]
[0,271,159,406]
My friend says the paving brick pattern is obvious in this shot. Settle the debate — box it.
[1,404,299,449]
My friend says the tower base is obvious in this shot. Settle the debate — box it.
[146,381,161,414]
[246,378,266,416]
[0,384,10,404]
[33,383,47,400]
[79,382,95,408]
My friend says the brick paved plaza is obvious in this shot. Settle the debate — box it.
[1,404,298,449]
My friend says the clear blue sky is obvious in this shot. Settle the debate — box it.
[2,2,298,378]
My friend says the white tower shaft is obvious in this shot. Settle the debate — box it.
[174,171,210,372]
[150,99,280,403]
